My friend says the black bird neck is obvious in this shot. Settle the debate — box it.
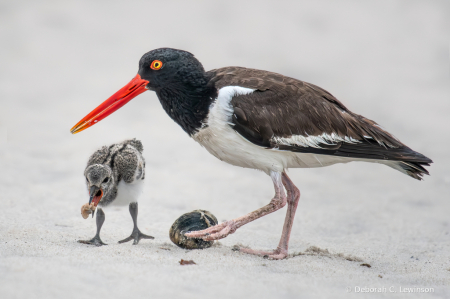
[155,76,217,136]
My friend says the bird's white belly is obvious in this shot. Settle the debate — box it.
[193,86,351,174]
[194,123,350,174]
[110,179,144,206]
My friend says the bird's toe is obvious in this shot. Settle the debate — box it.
[202,225,232,241]
[185,220,236,240]
[118,235,134,244]
[237,246,288,260]
[119,229,154,245]
[263,252,288,260]
[78,238,107,247]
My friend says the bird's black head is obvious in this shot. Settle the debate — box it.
[70,48,215,136]
[138,48,208,92]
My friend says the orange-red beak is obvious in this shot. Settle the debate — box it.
[70,74,149,134]
[88,185,103,218]
[89,186,103,207]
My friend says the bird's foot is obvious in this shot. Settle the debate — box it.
[118,228,154,245]
[78,235,107,247]
[234,245,288,260]
[184,220,237,241]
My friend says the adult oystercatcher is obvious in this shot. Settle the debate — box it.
[71,48,431,259]
[78,139,154,246]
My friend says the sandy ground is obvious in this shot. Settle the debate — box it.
[1,1,449,298]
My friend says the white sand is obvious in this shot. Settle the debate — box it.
[1,1,449,298]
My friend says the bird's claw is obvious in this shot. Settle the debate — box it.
[118,228,154,245]
[185,220,237,241]
[236,246,288,260]
[78,236,107,247]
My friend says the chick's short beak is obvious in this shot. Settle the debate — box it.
[89,186,103,207]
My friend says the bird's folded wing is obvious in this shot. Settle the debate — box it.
[208,67,431,164]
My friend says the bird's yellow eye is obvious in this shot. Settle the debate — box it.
[150,60,163,70]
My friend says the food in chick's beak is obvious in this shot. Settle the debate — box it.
[81,203,96,219]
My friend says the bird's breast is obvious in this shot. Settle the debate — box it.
[108,179,144,207]
[193,86,290,173]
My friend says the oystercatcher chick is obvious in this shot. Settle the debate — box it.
[78,139,154,246]
[71,48,432,258]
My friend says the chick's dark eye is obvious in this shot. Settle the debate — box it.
[103,177,109,183]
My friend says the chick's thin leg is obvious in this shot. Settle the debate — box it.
[118,202,154,245]
[78,208,107,246]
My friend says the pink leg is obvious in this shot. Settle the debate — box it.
[185,171,287,241]
[239,171,300,259]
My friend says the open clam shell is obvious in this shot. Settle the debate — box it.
[169,210,218,249]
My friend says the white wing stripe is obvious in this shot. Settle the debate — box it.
[271,132,360,149]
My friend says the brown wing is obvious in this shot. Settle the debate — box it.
[207,67,432,165]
